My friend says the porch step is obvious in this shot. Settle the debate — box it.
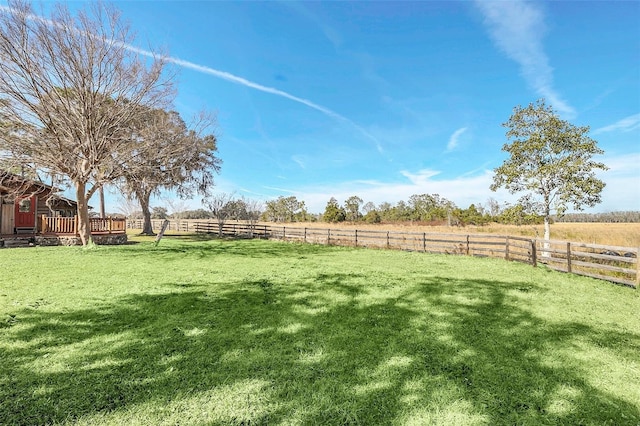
[1,238,35,248]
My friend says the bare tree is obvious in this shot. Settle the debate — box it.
[241,196,263,238]
[164,198,190,232]
[116,195,141,218]
[164,198,190,219]
[118,108,220,235]
[203,192,235,237]
[0,1,173,245]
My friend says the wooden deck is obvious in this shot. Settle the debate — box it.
[40,216,126,235]
[1,217,128,247]
[1,216,126,238]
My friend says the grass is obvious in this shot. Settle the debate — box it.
[1,235,639,425]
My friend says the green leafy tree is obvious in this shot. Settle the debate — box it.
[151,207,168,219]
[323,197,346,223]
[363,210,381,224]
[497,203,543,226]
[459,204,489,226]
[407,193,456,222]
[377,202,393,222]
[391,201,412,222]
[119,108,220,235]
[263,196,306,222]
[343,195,363,222]
[491,99,607,245]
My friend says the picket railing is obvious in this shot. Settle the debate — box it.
[40,215,126,235]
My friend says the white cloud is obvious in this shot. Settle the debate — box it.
[291,155,307,169]
[596,152,640,212]
[446,127,467,152]
[400,169,442,185]
[593,113,640,134]
[475,0,576,118]
[279,169,513,213]
[264,152,640,213]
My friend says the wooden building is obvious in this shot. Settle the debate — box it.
[0,172,77,234]
[1,172,125,241]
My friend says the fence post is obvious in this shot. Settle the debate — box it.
[423,233,426,252]
[355,230,358,247]
[466,235,470,256]
[505,237,510,261]
[636,247,640,290]
[73,215,78,235]
[283,226,286,240]
[566,242,572,273]
[386,231,390,249]
[531,240,537,267]
[304,227,307,243]
[108,217,113,234]
[327,229,330,245]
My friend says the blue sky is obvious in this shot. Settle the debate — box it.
[29,1,640,213]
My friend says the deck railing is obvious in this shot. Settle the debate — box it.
[89,217,126,233]
[40,215,126,235]
[40,216,76,234]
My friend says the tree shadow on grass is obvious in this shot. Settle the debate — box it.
[117,238,339,260]
[1,273,638,425]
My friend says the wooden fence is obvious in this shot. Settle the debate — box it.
[127,218,202,233]
[533,239,638,287]
[127,219,639,288]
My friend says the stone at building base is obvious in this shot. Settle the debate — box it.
[1,238,34,248]
[34,234,128,246]
[36,236,81,246]
[94,234,128,245]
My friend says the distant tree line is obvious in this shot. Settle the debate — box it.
[553,211,640,223]
[317,194,547,226]
[132,195,638,227]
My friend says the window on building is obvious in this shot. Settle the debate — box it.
[19,198,31,212]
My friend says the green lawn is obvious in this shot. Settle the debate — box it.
[1,236,638,425]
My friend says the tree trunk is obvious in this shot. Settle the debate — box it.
[75,181,93,246]
[544,216,551,242]
[542,201,551,258]
[99,187,106,218]
[138,192,156,235]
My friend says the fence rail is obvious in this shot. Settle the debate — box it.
[41,215,126,235]
[127,219,638,288]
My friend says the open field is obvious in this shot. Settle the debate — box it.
[131,220,640,248]
[290,222,640,248]
[1,236,639,425]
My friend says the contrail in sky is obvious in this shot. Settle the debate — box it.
[126,45,384,153]
[0,4,384,153]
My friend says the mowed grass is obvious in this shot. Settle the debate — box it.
[1,236,639,425]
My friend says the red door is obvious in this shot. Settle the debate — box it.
[14,195,36,229]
